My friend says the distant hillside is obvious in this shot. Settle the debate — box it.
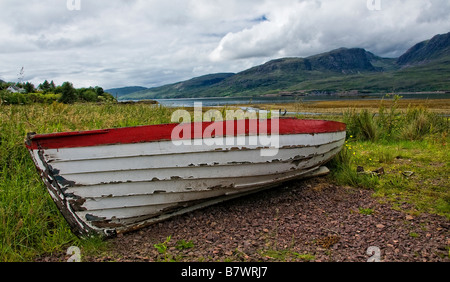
[122,32,450,100]
[397,32,450,66]
[307,48,383,73]
[125,48,394,99]
[208,48,398,96]
[106,86,147,98]
[291,55,450,93]
[129,73,234,99]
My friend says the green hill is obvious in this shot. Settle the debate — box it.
[105,86,148,98]
[397,32,450,66]
[131,73,235,99]
[122,32,450,100]
[292,55,450,93]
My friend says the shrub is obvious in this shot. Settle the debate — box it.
[58,82,78,104]
[81,90,98,102]
[0,91,31,105]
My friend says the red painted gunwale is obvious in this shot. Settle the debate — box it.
[26,118,346,150]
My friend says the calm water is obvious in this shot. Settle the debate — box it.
[153,93,450,107]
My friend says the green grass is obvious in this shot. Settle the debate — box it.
[0,102,176,261]
[329,101,449,219]
[358,207,375,215]
[258,249,315,262]
[330,138,449,218]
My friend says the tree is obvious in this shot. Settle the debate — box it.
[59,82,78,104]
[95,86,104,96]
[39,80,51,93]
[23,82,35,93]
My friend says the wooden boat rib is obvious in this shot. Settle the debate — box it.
[26,118,346,237]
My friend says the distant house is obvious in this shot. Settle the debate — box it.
[6,86,25,93]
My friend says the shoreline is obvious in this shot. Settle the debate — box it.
[233,98,450,115]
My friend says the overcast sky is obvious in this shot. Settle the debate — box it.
[1,0,449,89]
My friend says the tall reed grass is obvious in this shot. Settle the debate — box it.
[343,96,448,142]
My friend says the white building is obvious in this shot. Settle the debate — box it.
[6,86,26,93]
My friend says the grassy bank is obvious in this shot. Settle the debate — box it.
[0,100,448,261]
[330,139,449,216]
[327,98,449,219]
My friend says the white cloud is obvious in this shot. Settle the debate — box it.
[0,0,449,89]
[210,0,450,61]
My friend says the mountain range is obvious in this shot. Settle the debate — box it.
[109,31,450,100]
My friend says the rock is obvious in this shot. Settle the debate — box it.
[372,167,384,175]
[402,171,414,177]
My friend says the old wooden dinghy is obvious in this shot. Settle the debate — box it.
[26,118,346,237]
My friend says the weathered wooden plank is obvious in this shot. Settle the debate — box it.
[49,138,344,175]
[57,146,340,186]
[43,132,345,161]
[63,159,336,198]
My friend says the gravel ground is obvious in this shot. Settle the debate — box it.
[37,177,449,262]
[88,178,450,262]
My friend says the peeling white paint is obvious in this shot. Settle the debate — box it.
[28,130,345,237]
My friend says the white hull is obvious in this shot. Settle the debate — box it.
[27,120,346,237]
